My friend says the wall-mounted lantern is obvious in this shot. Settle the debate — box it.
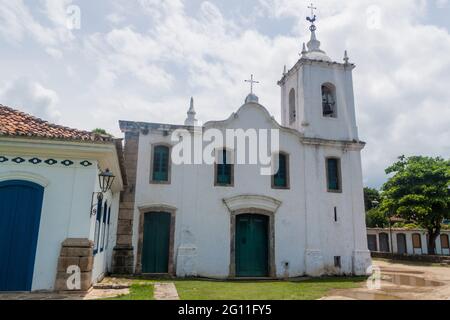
[99,169,115,194]
[91,169,115,216]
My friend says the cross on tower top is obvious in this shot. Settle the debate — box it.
[245,74,259,94]
[308,3,317,17]
[306,3,317,26]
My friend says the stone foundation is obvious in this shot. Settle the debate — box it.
[54,238,94,292]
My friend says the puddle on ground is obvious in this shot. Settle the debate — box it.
[383,274,444,287]
[335,292,401,300]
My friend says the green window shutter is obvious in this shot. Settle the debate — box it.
[327,158,340,191]
[153,146,169,182]
[217,150,232,185]
[274,154,287,187]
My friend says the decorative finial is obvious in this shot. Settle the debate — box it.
[185,96,198,126]
[283,65,287,75]
[344,50,349,64]
[301,42,307,56]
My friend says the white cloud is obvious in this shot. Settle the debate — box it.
[0,78,61,122]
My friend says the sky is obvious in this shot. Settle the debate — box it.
[0,0,449,189]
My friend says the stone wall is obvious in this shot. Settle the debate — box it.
[54,238,93,292]
[112,131,139,274]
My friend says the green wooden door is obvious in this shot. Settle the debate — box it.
[142,212,171,273]
[236,214,269,277]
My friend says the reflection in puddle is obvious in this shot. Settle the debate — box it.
[383,274,444,287]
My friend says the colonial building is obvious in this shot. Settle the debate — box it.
[112,18,371,278]
[0,105,125,292]
[367,228,450,256]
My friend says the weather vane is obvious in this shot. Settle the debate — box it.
[245,74,259,94]
[306,3,317,31]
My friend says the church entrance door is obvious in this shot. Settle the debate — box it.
[142,212,171,273]
[235,214,269,277]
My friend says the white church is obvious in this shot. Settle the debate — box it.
[111,17,372,279]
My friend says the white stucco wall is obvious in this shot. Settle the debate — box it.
[280,60,359,142]
[130,101,370,278]
[0,139,123,291]
[0,157,97,291]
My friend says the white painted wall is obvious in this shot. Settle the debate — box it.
[131,101,370,278]
[280,61,359,142]
[0,152,121,291]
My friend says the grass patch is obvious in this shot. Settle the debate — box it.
[106,283,154,300]
[174,278,364,300]
[121,277,365,300]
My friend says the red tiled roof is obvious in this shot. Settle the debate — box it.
[0,104,113,143]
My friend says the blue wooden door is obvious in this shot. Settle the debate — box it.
[0,180,44,291]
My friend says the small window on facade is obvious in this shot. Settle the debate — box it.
[334,256,341,268]
[326,158,341,192]
[215,149,233,186]
[441,234,449,249]
[272,153,289,189]
[334,207,338,222]
[93,200,103,255]
[289,88,296,124]
[152,145,170,183]
[322,84,337,118]
[412,233,422,249]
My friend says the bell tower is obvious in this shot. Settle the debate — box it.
[278,8,359,142]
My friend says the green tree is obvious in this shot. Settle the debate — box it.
[380,156,450,255]
[366,207,388,228]
[364,187,381,211]
[92,128,113,137]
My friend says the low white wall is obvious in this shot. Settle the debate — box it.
[367,228,450,256]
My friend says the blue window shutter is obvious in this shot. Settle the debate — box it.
[100,203,108,252]
[94,200,102,255]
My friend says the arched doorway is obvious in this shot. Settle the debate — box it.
[396,233,407,254]
[0,180,44,291]
[235,214,269,277]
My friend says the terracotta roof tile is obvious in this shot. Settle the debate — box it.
[0,104,113,143]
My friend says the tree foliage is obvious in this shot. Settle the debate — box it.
[380,156,450,254]
[364,187,381,211]
[366,208,388,228]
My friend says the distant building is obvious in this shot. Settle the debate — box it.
[367,228,450,256]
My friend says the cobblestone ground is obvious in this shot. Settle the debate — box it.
[0,278,131,300]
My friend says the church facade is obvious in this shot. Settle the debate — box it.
[112,21,371,278]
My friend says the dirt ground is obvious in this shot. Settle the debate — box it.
[322,258,450,300]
